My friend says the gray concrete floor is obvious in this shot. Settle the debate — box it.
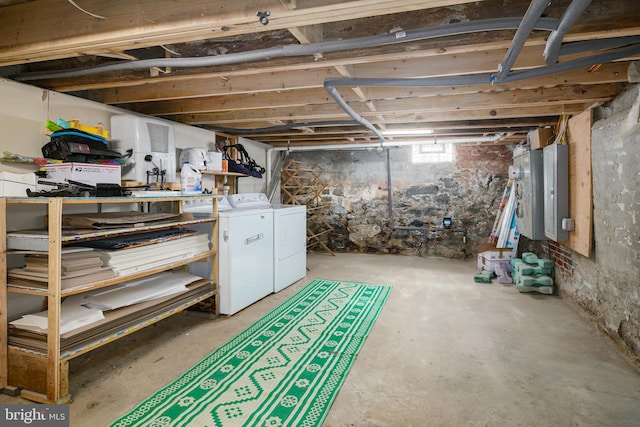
[2,252,640,426]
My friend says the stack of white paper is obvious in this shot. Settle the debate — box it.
[98,233,210,276]
[10,295,105,335]
[9,271,203,334]
[80,271,201,310]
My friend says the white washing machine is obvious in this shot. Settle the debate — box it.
[271,203,307,292]
[223,193,274,314]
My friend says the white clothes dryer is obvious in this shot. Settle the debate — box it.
[271,203,307,292]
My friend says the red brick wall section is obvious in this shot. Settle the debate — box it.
[544,240,575,278]
[456,145,512,172]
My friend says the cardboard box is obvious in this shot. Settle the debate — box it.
[477,249,514,272]
[477,242,498,254]
[42,163,121,186]
[529,127,555,150]
[0,172,37,197]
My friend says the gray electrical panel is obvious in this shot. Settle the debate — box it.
[512,150,547,240]
[543,144,569,241]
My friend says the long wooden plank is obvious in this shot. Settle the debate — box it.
[46,198,63,402]
[0,0,483,65]
[91,56,631,105]
[178,102,588,125]
[190,84,622,116]
[127,63,628,115]
[566,109,593,257]
[0,198,7,391]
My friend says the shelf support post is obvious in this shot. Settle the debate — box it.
[47,198,63,402]
[0,198,7,393]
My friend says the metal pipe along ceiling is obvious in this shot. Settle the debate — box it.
[322,42,640,144]
[493,0,551,83]
[13,17,559,81]
[558,35,640,57]
[208,120,361,135]
[502,43,640,83]
[544,0,594,65]
[12,14,564,144]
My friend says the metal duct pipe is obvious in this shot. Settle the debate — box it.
[557,35,640,57]
[325,85,384,142]
[211,74,490,142]
[208,120,360,135]
[327,43,640,93]
[223,40,640,152]
[494,0,551,83]
[13,17,558,81]
[216,74,492,140]
[323,74,493,144]
[544,0,593,65]
[502,43,640,83]
[321,41,640,146]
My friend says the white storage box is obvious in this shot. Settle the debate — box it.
[0,172,37,197]
[477,249,514,272]
[42,163,121,186]
[206,151,223,171]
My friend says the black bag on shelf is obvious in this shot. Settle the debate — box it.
[222,144,266,178]
[42,128,121,162]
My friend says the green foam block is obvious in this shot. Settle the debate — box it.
[515,263,535,275]
[474,274,492,283]
[517,283,554,294]
[522,253,539,265]
[474,270,495,283]
[538,259,554,269]
[520,275,554,287]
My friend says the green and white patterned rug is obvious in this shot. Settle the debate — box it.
[111,278,391,427]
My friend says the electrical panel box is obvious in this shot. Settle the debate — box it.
[512,150,547,240]
[543,144,569,241]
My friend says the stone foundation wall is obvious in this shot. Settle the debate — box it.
[286,143,512,258]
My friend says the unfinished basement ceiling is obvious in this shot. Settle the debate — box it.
[1,0,639,147]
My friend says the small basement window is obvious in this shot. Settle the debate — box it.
[411,142,455,163]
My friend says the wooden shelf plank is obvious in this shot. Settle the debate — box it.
[7,250,217,297]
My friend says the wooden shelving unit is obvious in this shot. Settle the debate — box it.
[200,132,248,194]
[0,194,218,403]
[281,160,334,255]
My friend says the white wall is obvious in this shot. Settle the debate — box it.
[0,78,217,175]
[237,137,269,194]
[174,124,216,157]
